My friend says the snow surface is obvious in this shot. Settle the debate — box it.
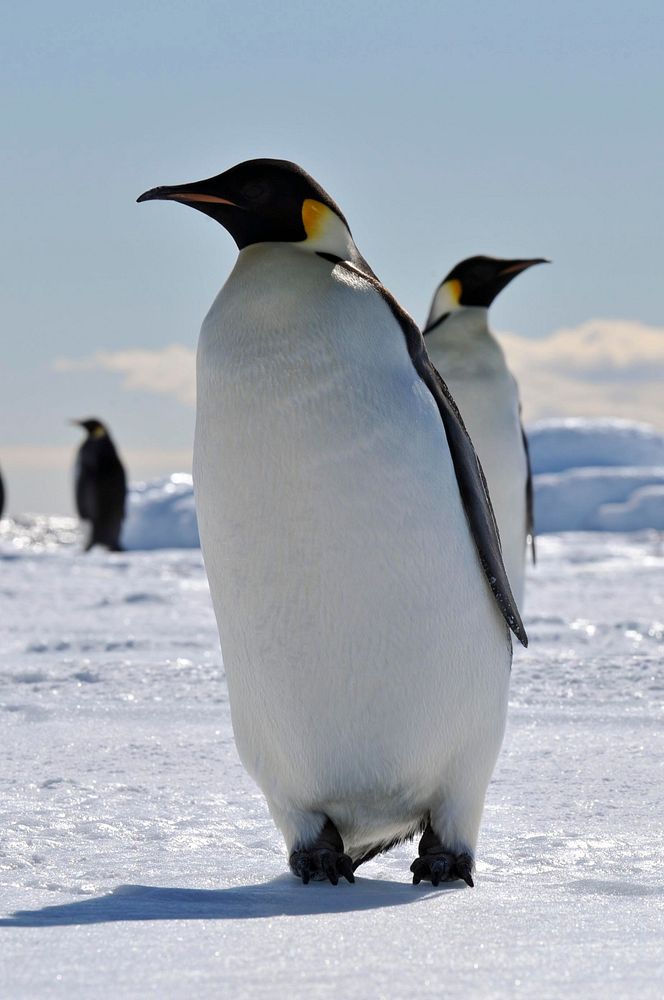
[534,467,664,532]
[527,418,664,475]
[530,419,664,533]
[121,474,199,551]
[1,524,663,998]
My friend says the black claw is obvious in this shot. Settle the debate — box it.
[430,858,449,888]
[339,856,355,884]
[452,853,474,887]
[323,855,339,885]
[410,858,426,885]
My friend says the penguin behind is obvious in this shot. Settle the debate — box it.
[423,256,548,609]
[71,418,127,552]
[138,160,526,888]
[0,463,4,519]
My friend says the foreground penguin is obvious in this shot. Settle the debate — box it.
[72,418,127,551]
[423,256,547,608]
[138,160,527,887]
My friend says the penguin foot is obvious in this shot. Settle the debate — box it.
[410,822,474,887]
[410,851,474,887]
[289,818,355,886]
[290,848,355,885]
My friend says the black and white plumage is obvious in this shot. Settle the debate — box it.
[423,256,547,608]
[72,418,127,552]
[138,160,526,887]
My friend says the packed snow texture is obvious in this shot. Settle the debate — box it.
[114,420,664,549]
[527,418,664,474]
[121,473,199,550]
[529,419,664,533]
[1,524,663,998]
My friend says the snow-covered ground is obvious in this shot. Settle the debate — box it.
[1,522,663,998]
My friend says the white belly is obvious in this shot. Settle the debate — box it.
[194,246,510,852]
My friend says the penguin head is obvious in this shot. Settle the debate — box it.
[424,256,548,333]
[71,418,107,439]
[138,159,358,261]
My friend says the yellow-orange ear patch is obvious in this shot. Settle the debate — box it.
[302,199,331,240]
[445,279,462,305]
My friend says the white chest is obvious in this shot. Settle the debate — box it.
[192,246,509,827]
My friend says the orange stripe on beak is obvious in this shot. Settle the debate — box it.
[166,193,238,205]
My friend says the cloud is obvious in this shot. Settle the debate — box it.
[54,345,196,406]
[54,319,664,431]
[498,319,664,430]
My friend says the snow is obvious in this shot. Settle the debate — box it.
[527,418,664,475]
[598,485,664,532]
[121,474,199,550]
[529,419,664,533]
[534,466,664,532]
[1,524,663,998]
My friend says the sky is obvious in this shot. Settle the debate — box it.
[2,0,664,513]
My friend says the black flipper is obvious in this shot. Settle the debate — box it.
[334,261,528,649]
[520,420,536,565]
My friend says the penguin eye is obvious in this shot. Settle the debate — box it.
[242,180,269,203]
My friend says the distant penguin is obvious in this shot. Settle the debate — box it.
[0,464,4,519]
[72,419,127,551]
[423,256,547,608]
[138,160,526,888]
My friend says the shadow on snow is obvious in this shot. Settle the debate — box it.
[0,874,458,927]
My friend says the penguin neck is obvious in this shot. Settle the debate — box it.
[425,308,507,372]
[427,306,490,341]
[235,231,374,282]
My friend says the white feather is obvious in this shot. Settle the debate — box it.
[194,244,511,861]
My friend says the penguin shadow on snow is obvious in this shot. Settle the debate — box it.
[0,875,459,927]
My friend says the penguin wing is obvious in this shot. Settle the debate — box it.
[337,261,528,648]
[75,473,97,521]
[520,422,536,565]
[75,450,96,520]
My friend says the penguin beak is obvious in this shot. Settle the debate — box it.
[489,258,550,301]
[497,258,550,277]
[137,182,239,208]
[137,175,259,246]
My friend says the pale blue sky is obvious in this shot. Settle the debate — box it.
[2,0,663,512]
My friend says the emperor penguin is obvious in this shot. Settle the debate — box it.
[71,418,127,552]
[138,160,527,887]
[423,256,547,609]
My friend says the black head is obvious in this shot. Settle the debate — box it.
[71,418,107,438]
[137,158,356,257]
[424,255,549,332]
